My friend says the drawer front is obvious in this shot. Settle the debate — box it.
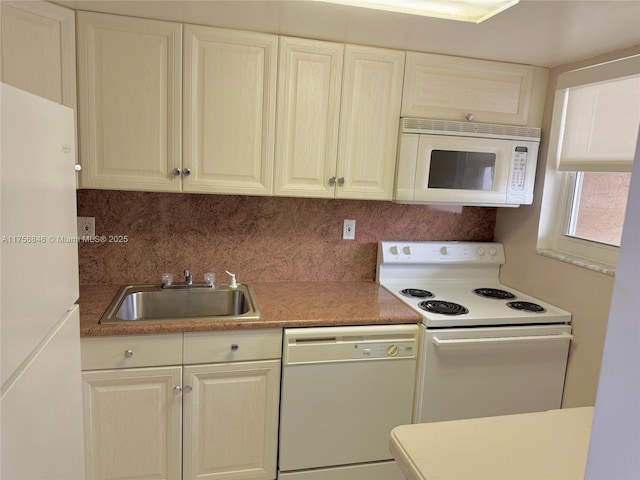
[184,329,283,364]
[81,334,183,370]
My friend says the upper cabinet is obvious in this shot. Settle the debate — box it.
[402,52,548,127]
[77,12,183,192]
[275,38,405,200]
[274,37,344,198]
[77,14,278,195]
[336,45,405,200]
[71,11,549,198]
[183,25,277,196]
[0,1,76,108]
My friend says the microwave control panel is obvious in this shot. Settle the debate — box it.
[510,146,528,191]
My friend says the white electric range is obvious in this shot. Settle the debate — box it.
[377,241,573,423]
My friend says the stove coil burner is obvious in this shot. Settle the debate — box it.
[473,288,516,300]
[506,301,546,313]
[419,300,469,316]
[400,288,434,299]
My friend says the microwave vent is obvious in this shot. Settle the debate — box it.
[401,118,541,141]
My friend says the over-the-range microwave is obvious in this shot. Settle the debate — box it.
[395,118,541,207]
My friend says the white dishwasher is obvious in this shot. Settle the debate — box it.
[278,324,418,480]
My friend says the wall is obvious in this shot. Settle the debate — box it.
[77,190,495,285]
[585,129,640,479]
[494,45,640,408]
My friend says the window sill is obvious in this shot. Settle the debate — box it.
[537,249,616,277]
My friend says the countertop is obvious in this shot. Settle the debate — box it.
[78,281,422,336]
[389,407,594,480]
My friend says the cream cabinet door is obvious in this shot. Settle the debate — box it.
[183,360,281,480]
[402,52,548,127]
[183,26,277,195]
[82,366,183,480]
[77,12,182,192]
[0,1,76,108]
[336,45,405,200]
[275,37,344,197]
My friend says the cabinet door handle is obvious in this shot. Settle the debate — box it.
[231,344,239,351]
[174,385,192,394]
[182,168,191,177]
[328,176,336,186]
[337,177,345,186]
[124,349,134,358]
[172,167,181,176]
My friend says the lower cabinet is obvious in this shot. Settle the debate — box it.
[183,361,280,480]
[82,366,183,480]
[81,331,282,480]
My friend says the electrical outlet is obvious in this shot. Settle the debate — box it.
[343,219,356,240]
[77,216,95,238]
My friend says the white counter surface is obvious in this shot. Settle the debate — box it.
[390,407,594,480]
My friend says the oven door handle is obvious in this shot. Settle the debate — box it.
[431,333,573,346]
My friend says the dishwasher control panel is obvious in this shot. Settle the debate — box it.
[283,325,419,365]
[352,342,414,359]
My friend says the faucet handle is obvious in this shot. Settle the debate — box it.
[225,271,238,288]
[204,272,216,287]
[162,273,173,286]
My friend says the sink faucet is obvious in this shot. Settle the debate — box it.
[161,269,213,289]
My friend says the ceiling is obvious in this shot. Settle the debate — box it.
[54,0,640,68]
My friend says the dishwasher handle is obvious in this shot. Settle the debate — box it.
[432,333,574,346]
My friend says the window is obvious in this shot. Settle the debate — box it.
[567,171,631,247]
[540,55,640,270]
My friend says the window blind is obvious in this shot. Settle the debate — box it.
[556,55,640,172]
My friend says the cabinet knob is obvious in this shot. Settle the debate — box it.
[174,385,192,394]
[328,176,336,186]
[172,167,181,176]
[124,349,134,358]
[231,344,239,351]
[466,113,474,121]
[74,164,82,172]
[337,177,345,186]
[182,168,191,177]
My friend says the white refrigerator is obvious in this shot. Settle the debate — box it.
[1,83,85,478]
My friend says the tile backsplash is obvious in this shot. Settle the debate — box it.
[77,190,496,285]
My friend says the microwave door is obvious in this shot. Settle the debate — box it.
[414,135,511,204]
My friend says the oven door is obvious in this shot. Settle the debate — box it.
[415,324,572,423]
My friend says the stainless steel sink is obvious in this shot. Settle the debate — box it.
[99,283,261,324]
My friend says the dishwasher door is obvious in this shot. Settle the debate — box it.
[278,325,418,475]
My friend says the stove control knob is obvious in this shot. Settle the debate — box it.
[477,247,486,256]
[390,246,399,256]
[440,246,448,256]
[402,246,412,255]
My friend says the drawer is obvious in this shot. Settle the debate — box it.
[81,334,183,370]
[184,329,283,364]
